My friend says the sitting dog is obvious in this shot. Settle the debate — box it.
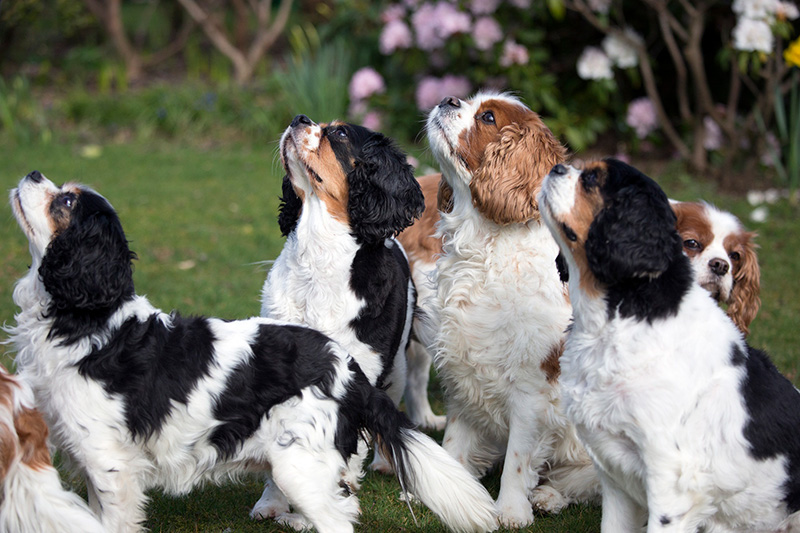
[426,92,599,527]
[539,158,800,532]
[251,115,443,519]
[671,200,761,335]
[8,170,499,533]
[0,365,104,533]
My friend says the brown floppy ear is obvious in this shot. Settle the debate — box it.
[468,117,566,225]
[727,232,761,335]
[437,176,453,213]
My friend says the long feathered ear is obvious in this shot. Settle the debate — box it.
[348,134,424,244]
[277,174,303,237]
[727,232,761,335]
[586,166,682,285]
[39,198,135,314]
[469,117,566,225]
[437,176,453,213]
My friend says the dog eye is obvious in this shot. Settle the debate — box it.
[477,111,495,125]
[60,194,75,209]
[332,128,347,139]
[729,251,741,262]
[582,170,598,187]
[683,239,701,251]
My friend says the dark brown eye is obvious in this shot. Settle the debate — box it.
[478,111,495,125]
[729,251,741,262]
[332,127,347,139]
[683,239,702,251]
[582,170,598,188]
[60,193,75,209]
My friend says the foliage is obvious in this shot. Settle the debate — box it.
[0,76,52,144]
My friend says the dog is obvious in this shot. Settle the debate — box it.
[671,200,761,335]
[8,170,499,533]
[251,115,445,519]
[0,365,105,533]
[539,158,800,532]
[426,91,599,527]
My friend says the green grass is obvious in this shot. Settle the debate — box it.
[1,141,798,532]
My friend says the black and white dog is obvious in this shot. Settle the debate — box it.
[8,171,498,533]
[539,158,800,532]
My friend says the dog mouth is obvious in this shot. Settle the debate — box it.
[10,189,35,238]
[281,136,322,188]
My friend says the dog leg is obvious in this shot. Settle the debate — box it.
[441,411,496,479]
[84,462,147,532]
[403,339,446,430]
[250,475,291,520]
[599,473,646,533]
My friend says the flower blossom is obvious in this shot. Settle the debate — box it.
[412,2,471,50]
[602,29,642,69]
[473,17,503,51]
[785,37,800,67]
[415,75,471,110]
[435,2,472,40]
[361,111,383,131]
[733,0,779,19]
[470,0,500,14]
[348,67,386,102]
[382,4,406,23]
[625,97,658,139]
[577,46,613,80]
[500,40,529,67]
[733,17,774,52]
[777,1,800,19]
[703,116,723,151]
[380,19,414,54]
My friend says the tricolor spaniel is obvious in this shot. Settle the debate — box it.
[0,365,104,533]
[539,158,800,533]
[8,171,499,533]
[671,200,761,335]
[426,92,600,527]
[251,115,443,519]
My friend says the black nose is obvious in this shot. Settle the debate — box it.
[709,258,730,276]
[25,170,43,183]
[439,96,460,109]
[551,164,567,176]
[291,114,313,128]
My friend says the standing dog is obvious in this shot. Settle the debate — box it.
[426,92,599,527]
[540,158,800,533]
[8,171,498,533]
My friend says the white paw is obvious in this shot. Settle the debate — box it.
[369,454,395,474]
[496,494,534,528]
[250,498,290,520]
[275,512,314,531]
[420,413,447,431]
[530,484,569,514]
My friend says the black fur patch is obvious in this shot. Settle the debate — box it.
[277,174,303,237]
[737,344,800,512]
[210,324,339,458]
[349,240,412,390]
[77,313,217,440]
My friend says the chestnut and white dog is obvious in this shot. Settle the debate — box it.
[540,158,800,533]
[8,171,499,533]
[0,365,104,533]
[251,115,443,519]
[426,92,599,527]
[671,200,761,335]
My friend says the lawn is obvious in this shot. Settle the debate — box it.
[1,140,798,532]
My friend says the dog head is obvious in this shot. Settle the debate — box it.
[671,201,760,334]
[11,171,135,339]
[277,115,424,244]
[426,92,566,225]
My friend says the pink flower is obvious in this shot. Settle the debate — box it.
[412,4,443,50]
[703,116,723,150]
[362,111,383,131]
[470,0,501,15]
[500,40,529,67]
[472,16,503,51]
[349,67,386,102]
[440,74,471,98]
[382,4,406,23]
[434,2,472,40]
[380,19,414,54]
[415,75,472,110]
[625,97,659,139]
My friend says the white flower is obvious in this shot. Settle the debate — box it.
[765,188,782,203]
[733,17,774,52]
[733,0,779,19]
[777,1,800,19]
[602,29,642,69]
[577,46,613,80]
[703,116,723,151]
[749,205,769,222]
[747,190,766,205]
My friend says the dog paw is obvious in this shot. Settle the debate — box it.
[250,498,290,520]
[530,485,568,514]
[369,454,395,474]
[275,512,314,531]
[420,413,447,431]
[496,495,534,528]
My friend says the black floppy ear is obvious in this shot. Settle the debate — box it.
[39,199,135,314]
[277,175,302,237]
[347,134,424,244]
[585,166,682,285]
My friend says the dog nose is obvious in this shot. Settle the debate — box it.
[551,164,567,176]
[25,170,43,183]
[439,96,460,109]
[291,114,312,128]
[709,258,730,276]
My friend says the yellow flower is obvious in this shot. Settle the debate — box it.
[785,37,800,68]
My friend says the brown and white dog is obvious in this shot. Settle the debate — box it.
[423,92,600,527]
[0,365,104,533]
[671,201,761,335]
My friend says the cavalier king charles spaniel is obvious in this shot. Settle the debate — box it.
[540,158,800,533]
[8,171,498,533]
[671,200,761,335]
[0,365,104,533]
[251,115,446,519]
[425,92,600,527]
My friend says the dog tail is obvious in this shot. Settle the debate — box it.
[348,367,497,532]
[0,374,105,533]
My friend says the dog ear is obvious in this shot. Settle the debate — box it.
[39,200,135,314]
[727,232,761,335]
[586,165,682,285]
[469,116,566,225]
[437,176,454,213]
[348,133,424,244]
[277,175,303,237]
